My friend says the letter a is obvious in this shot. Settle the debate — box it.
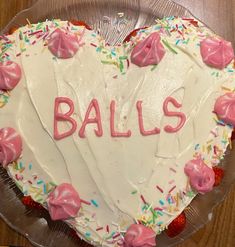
[79,99,103,138]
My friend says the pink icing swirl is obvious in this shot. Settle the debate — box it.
[200,37,234,69]
[214,92,235,126]
[0,127,22,167]
[131,32,166,67]
[48,28,80,59]
[0,61,22,90]
[184,158,215,194]
[47,183,81,220]
[123,224,156,247]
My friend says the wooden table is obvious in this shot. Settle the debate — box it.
[0,0,235,246]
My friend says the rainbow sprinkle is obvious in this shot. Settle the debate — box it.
[0,90,10,108]
[162,39,178,54]
[91,199,99,207]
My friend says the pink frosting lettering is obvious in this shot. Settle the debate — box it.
[214,92,235,126]
[47,183,81,220]
[124,224,156,247]
[53,97,188,139]
[0,61,22,90]
[110,100,131,137]
[136,101,160,136]
[184,158,215,194]
[79,99,103,138]
[131,32,166,67]
[54,97,77,140]
[163,97,186,133]
[48,28,80,59]
[0,127,22,167]
[200,37,234,69]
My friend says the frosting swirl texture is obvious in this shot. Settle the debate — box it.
[123,224,156,247]
[0,127,22,167]
[200,37,234,69]
[48,28,80,59]
[214,92,235,126]
[184,158,215,194]
[131,32,165,67]
[47,183,81,220]
[0,61,22,90]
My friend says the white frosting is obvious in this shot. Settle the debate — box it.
[0,18,234,246]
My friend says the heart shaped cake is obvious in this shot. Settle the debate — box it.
[0,16,234,246]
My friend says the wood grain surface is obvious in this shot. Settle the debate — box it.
[0,0,235,246]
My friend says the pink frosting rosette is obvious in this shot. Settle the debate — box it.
[131,32,166,67]
[47,183,81,220]
[48,28,80,59]
[123,224,156,247]
[184,158,215,194]
[214,92,235,126]
[0,127,22,167]
[200,37,234,69]
[0,61,22,90]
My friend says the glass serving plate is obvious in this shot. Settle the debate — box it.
[0,0,235,246]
